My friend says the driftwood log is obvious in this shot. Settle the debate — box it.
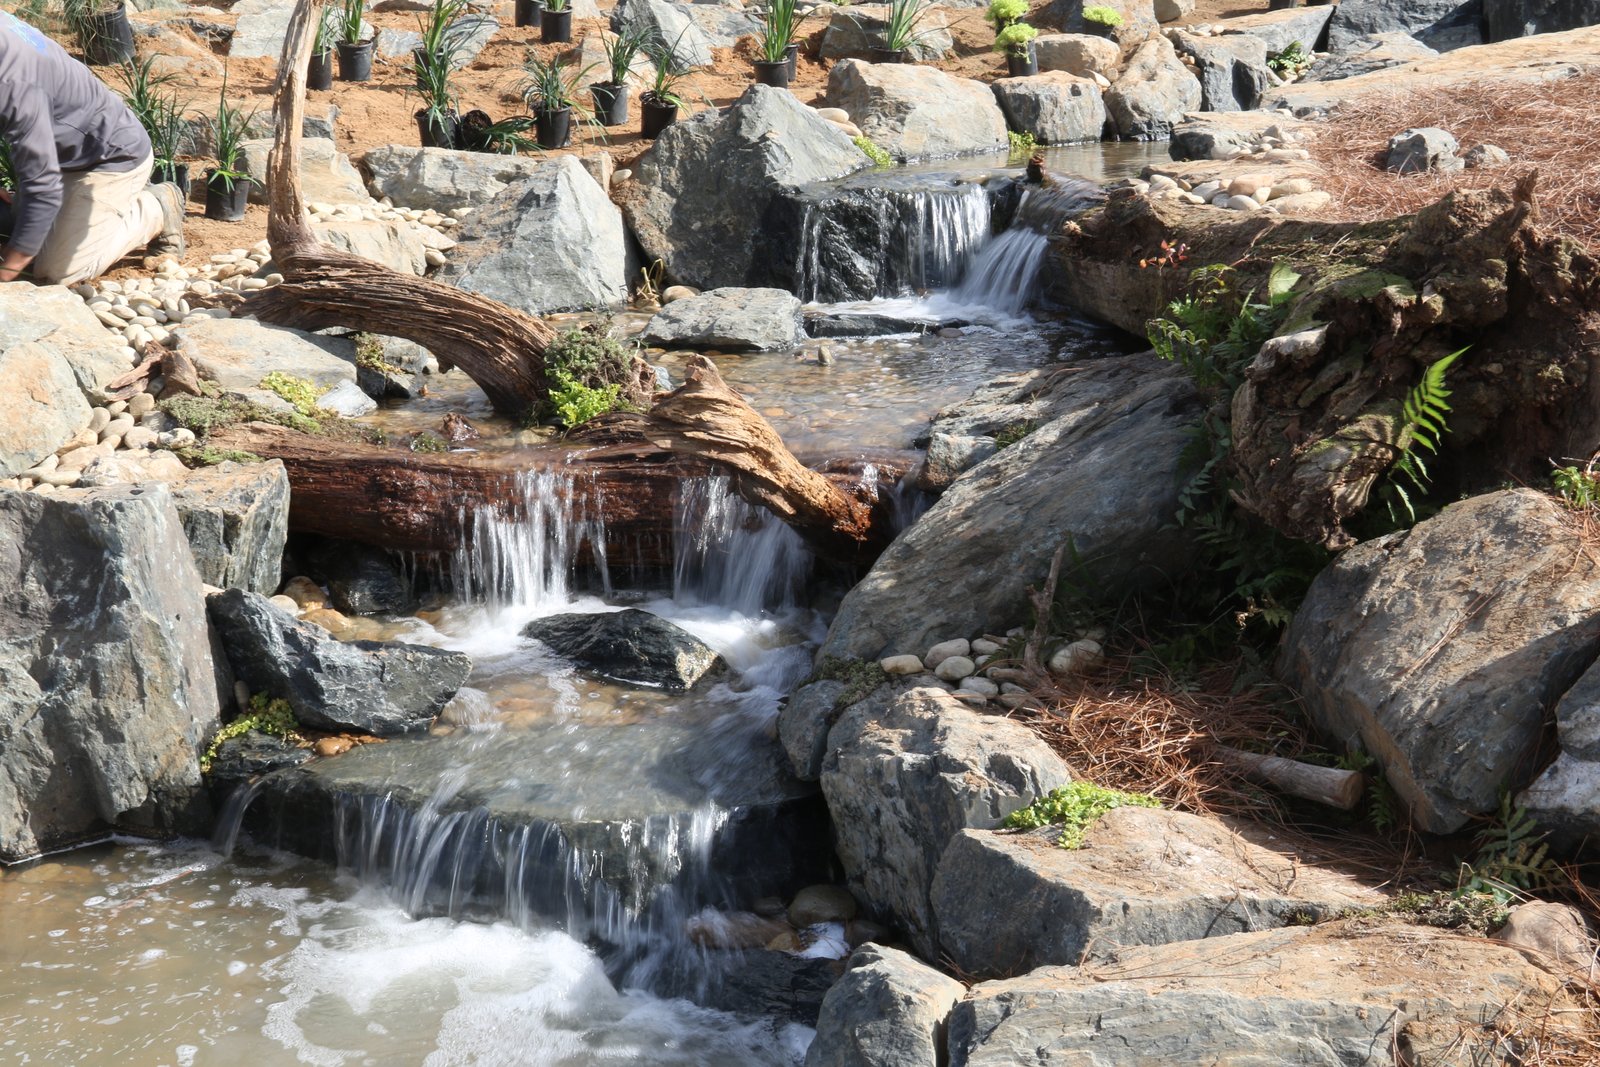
[221,0,898,562]
[1214,745,1365,811]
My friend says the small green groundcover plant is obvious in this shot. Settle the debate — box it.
[260,371,326,417]
[1004,781,1161,848]
[1082,4,1124,28]
[853,134,891,166]
[201,693,301,772]
[538,319,638,430]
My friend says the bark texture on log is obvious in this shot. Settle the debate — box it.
[1048,179,1600,548]
[207,422,909,563]
[242,0,558,418]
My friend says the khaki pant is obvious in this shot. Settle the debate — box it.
[31,151,163,286]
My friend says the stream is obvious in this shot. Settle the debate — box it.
[0,143,1158,1065]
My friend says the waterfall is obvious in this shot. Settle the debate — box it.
[795,180,991,303]
[672,477,812,615]
[448,465,610,612]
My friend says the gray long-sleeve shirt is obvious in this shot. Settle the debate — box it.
[0,11,150,256]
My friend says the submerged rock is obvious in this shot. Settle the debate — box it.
[0,484,221,861]
[207,588,471,736]
[522,609,726,691]
[932,808,1386,977]
[205,732,311,791]
[695,950,841,1026]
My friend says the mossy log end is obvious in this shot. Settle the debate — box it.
[1048,179,1600,547]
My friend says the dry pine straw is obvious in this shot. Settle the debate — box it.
[1304,69,1600,252]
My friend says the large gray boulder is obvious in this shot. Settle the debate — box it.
[0,341,91,477]
[363,144,549,214]
[818,353,1198,662]
[820,687,1072,957]
[642,287,802,351]
[242,137,369,207]
[932,808,1386,978]
[310,218,431,276]
[616,85,863,291]
[1280,489,1600,834]
[207,588,472,736]
[1104,36,1203,140]
[686,5,764,49]
[827,60,1010,161]
[1046,0,1160,52]
[173,317,362,412]
[521,609,726,692]
[1216,4,1335,55]
[818,5,955,61]
[0,484,220,862]
[1167,29,1271,112]
[991,73,1106,144]
[228,0,292,58]
[948,923,1570,1066]
[805,944,965,1067]
[1,282,132,404]
[1305,31,1440,81]
[1328,0,1483,53]
[437,156,628,314]
[167,461,290,597]
[1485,0,1600,41]
[1034,32,1122,78]
[610,0,714,70]
[1520,657,1600,850]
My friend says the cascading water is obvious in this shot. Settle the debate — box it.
[673,476,813,615]
[793,178,991,302]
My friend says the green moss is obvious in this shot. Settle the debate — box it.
[1341,890,1510,937]
[809,656,889,710]
[1004,781,1161,848]
[354,332,401,375]
[260,371,325,417]
[853,135,892,168]
[409,430,450,454]
[200,693,302,773]
[160,394,384,447]
[994,420,1036,449]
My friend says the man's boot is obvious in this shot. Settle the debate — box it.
[146,181,185,258]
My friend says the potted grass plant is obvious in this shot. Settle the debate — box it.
[541,0,573,43]
[205,84,255,221]
[337,0,374,81]
[592,26,646,127]
[871,0,932,63]
[119,58,191,195]
[996,22,1037,76]
[639,38,691,139]
[63,0,135,65]
[457,110,539,153]
[413,0,469,147]
[308,5,339,90]
[514,0,542,27]
[754,0,796,88]
[521,52,590,149]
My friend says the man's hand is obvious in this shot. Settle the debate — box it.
[0,189,11,204]
[0,244,33,283]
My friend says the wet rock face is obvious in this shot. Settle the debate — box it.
[805,944,964,1067]
[300,537,417,616]
[207,588,471,736]
[521,609,726,692]
[0,484,221,862]
[1281,489,1600,834]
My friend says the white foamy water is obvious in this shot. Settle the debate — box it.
[0,841,811,1066]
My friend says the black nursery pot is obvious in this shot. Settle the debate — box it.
[640,96,679,139]
[152,160,190,200]
[337,39,374,81]
[534,106,572,149]
[307,50,334,90]
[754,58,791,88]
[541,8,573,43]
[869,47,907,63]
[204,170,251,222]
[417,108,461,149]
[82,3,135,65]
[514,0,543,26]
[1006,46,1037,77]
[784,40,800,79]
[591,82,629,127]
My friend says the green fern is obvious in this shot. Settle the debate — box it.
[1458,793,1563,901]
[1381,348,1466,525]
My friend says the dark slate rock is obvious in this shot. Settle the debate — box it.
[1328,0,1483,53]
[206,732,311,790]
[521,609,726,691]
[804,312,947,338]
[695,950,843,1026]
[302,538,417,615]
[207,588,472,736]
[1484,0,1600,40]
